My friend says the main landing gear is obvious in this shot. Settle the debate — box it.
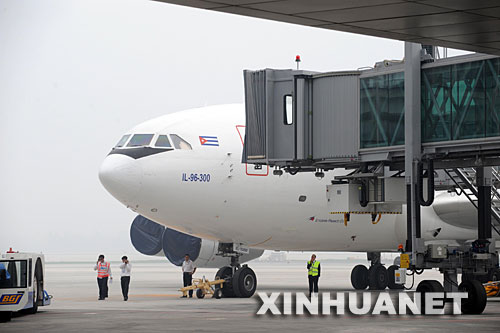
[350,252,403,290]
[215,245,257,298]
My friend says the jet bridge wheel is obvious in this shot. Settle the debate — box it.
[459,280,487,315]
[368,264,388,290]
[232,265,257,298]
[416,280,444,314]
[351,265,369,290]
[215,266,235,298]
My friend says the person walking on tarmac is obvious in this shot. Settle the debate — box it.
[181,254,196,298]
[94,254,112,300]
[307,254,321,297]
[119,256,131,301]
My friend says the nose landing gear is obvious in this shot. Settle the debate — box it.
[214,243,257,298]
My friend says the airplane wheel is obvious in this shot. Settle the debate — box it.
[351,265,369,290]
[215,266,235,298]
[232,266,257,298]
[416,280,444,314]
[459,280,487,315]
[368,264,388,290]
[196,289,205,299]
[387,265,404,290]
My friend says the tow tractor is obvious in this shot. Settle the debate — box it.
[0,248,52,322]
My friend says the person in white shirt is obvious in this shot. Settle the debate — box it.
[119,256,131,301]
[181,254,196,298]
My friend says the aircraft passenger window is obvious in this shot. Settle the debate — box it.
[284,95,293,125]
[155,135,172,148]
[170,134,192,150]
[127,134,154,147]
[115,134,131,148]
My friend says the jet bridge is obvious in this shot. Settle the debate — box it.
[243,44,500,314]
[243,52,500,170]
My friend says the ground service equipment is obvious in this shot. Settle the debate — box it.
[0,249,52,322]
[179,276,225,299]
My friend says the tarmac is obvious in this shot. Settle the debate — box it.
[2,259,500,332]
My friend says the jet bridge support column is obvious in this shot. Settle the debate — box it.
[404,42,423,265]
[477,167,492,240]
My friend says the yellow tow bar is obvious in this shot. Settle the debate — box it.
[179,276,226,299]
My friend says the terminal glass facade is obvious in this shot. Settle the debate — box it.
[360,57,500,148]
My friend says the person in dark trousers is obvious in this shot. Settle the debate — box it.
[181,254,196,298]
[119,256,131,301]
[307,254,321,297]
[94,254,112,300]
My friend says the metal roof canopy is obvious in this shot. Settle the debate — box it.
[155,0,500,56]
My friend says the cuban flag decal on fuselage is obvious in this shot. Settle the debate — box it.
[199,136,219,146]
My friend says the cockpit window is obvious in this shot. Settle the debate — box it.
[127,134,154,147]
[115,134,131,148]
[155,135,172,148]
[170,134,192,150]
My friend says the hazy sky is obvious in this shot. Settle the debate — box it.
[0,0,468,254]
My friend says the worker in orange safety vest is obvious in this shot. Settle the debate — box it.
[94,254,112,300]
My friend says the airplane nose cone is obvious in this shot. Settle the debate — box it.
[99,154,143,206]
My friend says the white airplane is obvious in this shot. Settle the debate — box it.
[99,104,492,297]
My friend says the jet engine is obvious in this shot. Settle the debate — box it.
[130,215,264,268]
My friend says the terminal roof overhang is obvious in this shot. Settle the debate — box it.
[154,0,500,56]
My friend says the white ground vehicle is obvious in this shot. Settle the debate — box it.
[0,249,51,322]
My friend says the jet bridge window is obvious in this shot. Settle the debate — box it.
[170,134,192,150]
[115,134,131,148]
[360,71,405,148]
[284,95,293,125]
[127,134,154,147]
[155,135,172,148]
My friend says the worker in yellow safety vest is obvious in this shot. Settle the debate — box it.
[307,254,321,297]
[94,254,112,300]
